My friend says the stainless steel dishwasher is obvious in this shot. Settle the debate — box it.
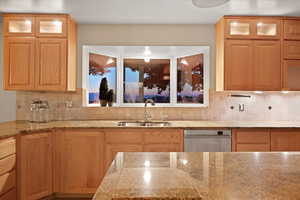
[184,130,232,152]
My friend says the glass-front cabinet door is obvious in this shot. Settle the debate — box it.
[283,60,300,91]
[254,19,281,39]
[36,16,67,37]
[225,19,253,39]
[3,15,35,36]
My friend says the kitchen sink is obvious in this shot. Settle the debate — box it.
[117,121,170,127]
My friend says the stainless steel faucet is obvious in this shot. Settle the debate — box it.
[144,99,155,122]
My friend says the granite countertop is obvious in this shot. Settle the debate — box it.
[2,120,300,139]
[94,152,300,200]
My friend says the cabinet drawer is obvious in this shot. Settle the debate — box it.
[105,129,143,144]
[0,138,16,160]
[284,20,300,40]
[284,41,300,59]
[0,155,16,176]
[235,129,270,144]
[0,170,16,196]
[0,188,16,200]
[236,144,270,152]
[144,129,183,144]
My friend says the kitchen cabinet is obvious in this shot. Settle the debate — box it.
[54,130,105,194]
[271,129,300,151]
[35,38,67,91]
[284,19,300,40]
[3,37,35,90]
[216,16,282,91]
[36,15,67,37]
[283,60,300,90]
[0,137,16,200]
[232,129,271,152]
[2,13,77,92]
[225,17,281,39]
[3,15,35,37]
[283,41,300,59]
[224,40,253,90]
[253,40,281,91]
[18,132,53,200]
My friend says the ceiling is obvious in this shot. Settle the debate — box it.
[0,0,300,24]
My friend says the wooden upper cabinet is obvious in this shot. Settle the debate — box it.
[19,132,53,200]
[3,14,35,37]
[2,13,77,92]
[225,19,253,39]
[284,20,300,40]
[225,17,281,39]
[283,60,300,90]
[271,129,300,151]
[35,38,67,91]
[4,37,35,90]
[224,40,253,90]
[36,16,67,37]
[253,40,281,91]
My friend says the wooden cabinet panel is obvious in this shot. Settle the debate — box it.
[0,138,16,159]
[105,129,143,144]
[4,37,35,90]
[283,60,300,90]
[0,171,16,196]
[271,129,300,151]
[253,40,281,91]
[19,132,52,200]
[144,129,183,144]
[35,38,67,91]
[284,41,300,59]
[105,144,143,170]
[36,16,67,37]
[225,40,253,90]
[232,129,270,152]
[144,144,182,152]
[3,15,35,37]
[0,188,16,200]
[55,130,105,194]
[0,155,16,176]
[284,20,300,40]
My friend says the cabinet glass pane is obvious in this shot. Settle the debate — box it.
[257,23,277,36]
[123,58,170,104]
[9,20,32,33]
[39,21,63,33]
[230,22,250,35]
[177,54,204,104]
[286,64,300,89]
[88,53,117,106]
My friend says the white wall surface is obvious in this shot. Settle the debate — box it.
[0,18,16,122]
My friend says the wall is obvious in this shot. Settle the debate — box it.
[0,18,16,122]
[77,24,216,88]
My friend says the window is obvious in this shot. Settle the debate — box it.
[83,46,209,107]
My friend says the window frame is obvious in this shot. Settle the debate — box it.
[82,46,210,107]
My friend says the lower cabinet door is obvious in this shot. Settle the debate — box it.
[271,130,300,151]
[19,132,53,200]
[55,130,105,194]
[0,188,17,200]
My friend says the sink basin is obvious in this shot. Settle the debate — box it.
[118,121,170,127]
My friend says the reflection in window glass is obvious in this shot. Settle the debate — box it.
[124,59,170,103]
[88,53,116,106]
[177,54,204,104]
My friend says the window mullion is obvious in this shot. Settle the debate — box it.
[170,56,177,106]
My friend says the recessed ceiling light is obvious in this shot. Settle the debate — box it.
[192,0,230,8]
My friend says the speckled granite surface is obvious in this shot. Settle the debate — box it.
[2,120,300,139]
[94,152,300,200]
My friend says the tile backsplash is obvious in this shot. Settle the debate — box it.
[16,89,300,121]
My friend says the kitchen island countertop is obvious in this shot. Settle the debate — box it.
[2,120,300,139]
[94,152,300,200]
